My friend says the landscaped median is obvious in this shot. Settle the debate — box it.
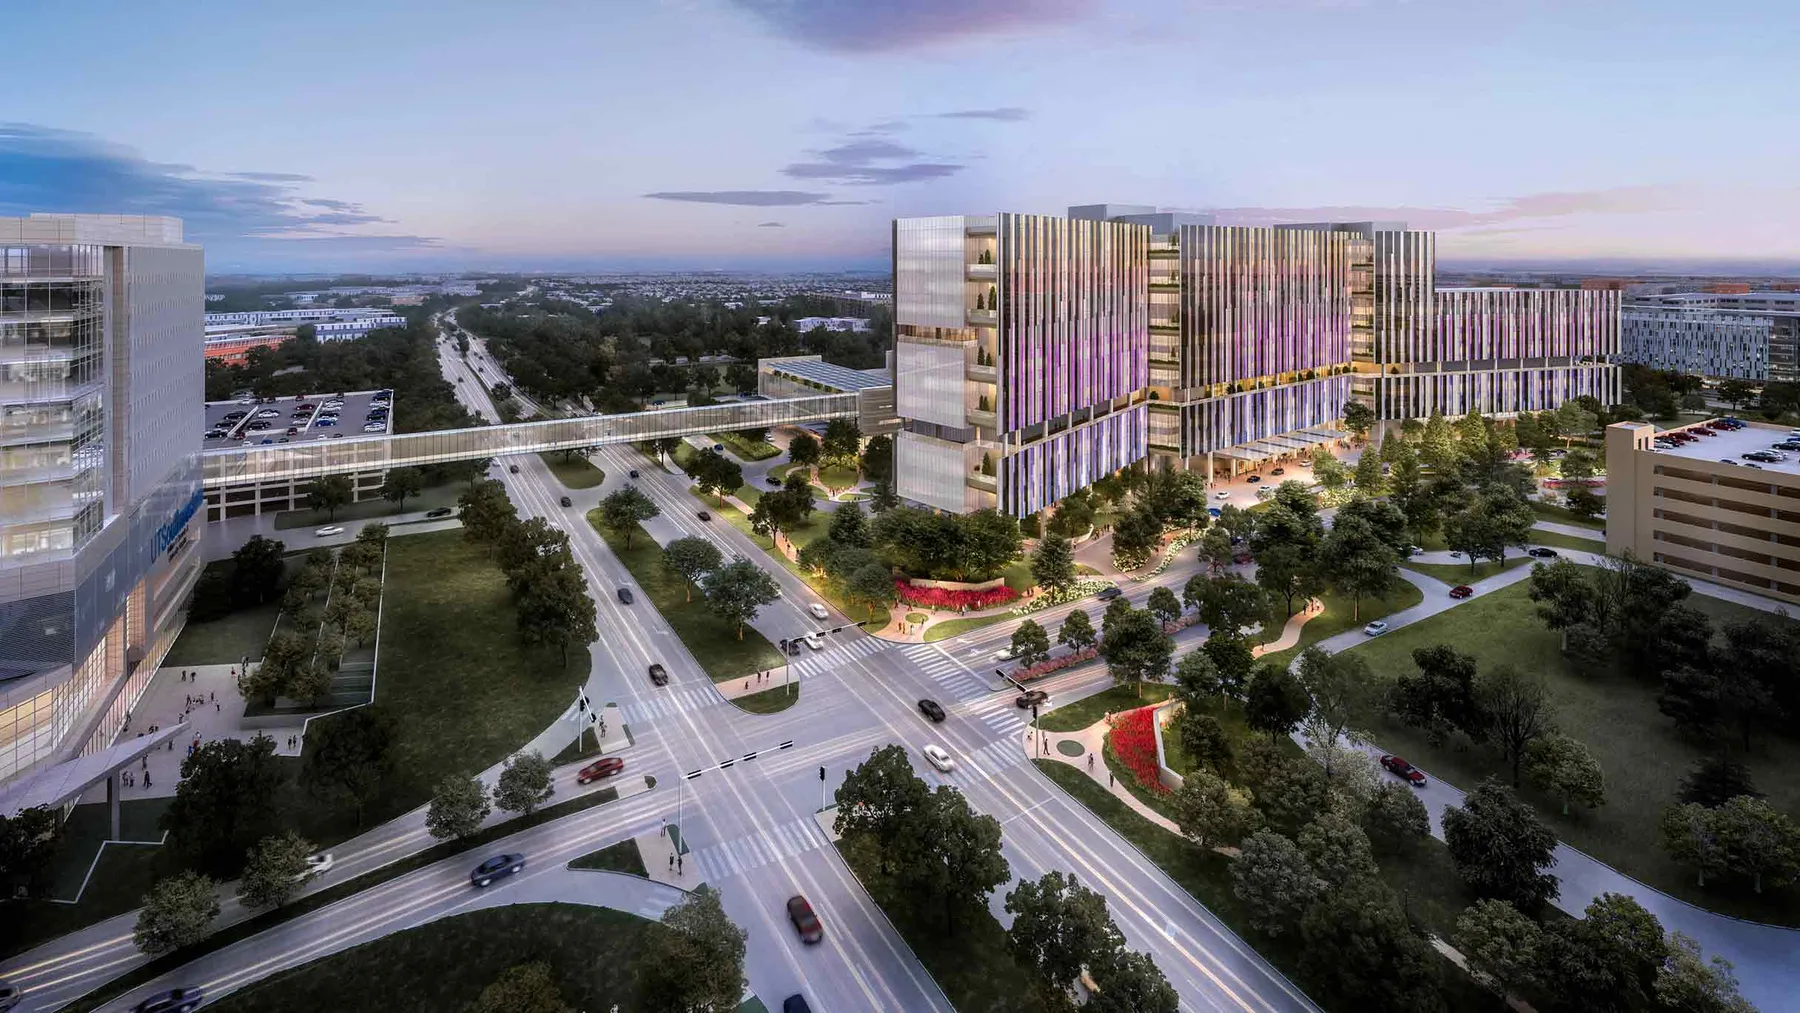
[585,510,784,684]
[538,450,605,489]
[1254,581,1423,671]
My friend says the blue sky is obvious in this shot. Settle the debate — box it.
[2,0,1795,272]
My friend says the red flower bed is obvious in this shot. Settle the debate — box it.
[1108,706,1169,795]
[894,579,1020,611]
[1016,647,1099,682]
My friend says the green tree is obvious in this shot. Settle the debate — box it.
[1173,649,1223,709]
[305,474,354,520]
[662,536,723,602]
[918,785,1010,932]
[1309,446,1351,492]
[1362,782,1431,852]
[1661,802,1728,888]
[426,774,490,840]
[1146,585,1182,627]
[1392,644,1488,746]
[1678,754,1760,808]
[1713,794,1800,894]
[1420,410,1457,469]
[513,562,598,666]
[237,831,316,910]
[380,466,424,510]
[1352,451,1384,495]
[1170,769,1261,850]
[847,561,897,618]
[829,501,872,547]
[1087,949,1180,1013]
[1011,619,1051,669]
[494,750,555,815]
[701,558,781,640]
[1480,664,1557,787]
[822,417,862,465]
[640,884,748,1013]
[1298,875,1446,1013]
[1442,778,1560,911]
[162,735,285,876]
[597,485,659,549]
[0,805,63,898]
[134,871,220,955]
[788,430,822,467]
[458,478,518,549]
[1318,513,1399,620]
[692,449,744,504]
[1201,632,1256,702]
[1099,605,1174,696]
[1030,533,1076,595]
[1454,898,1543,997]
[1296,810,1379,887]
[231,534,288,605]
[1199,525,1235,574]
[1179,710,1234,773]
[1187,574,1265,635]
[1296,647,1376,783]
[1249,504,1324,616]
[1244,665,1310,740]
[1231,830,1325,937]
[1342,400,1375,440]
[860,433,894,485]
[959,509,1022,580]
[1523,733,1606,815]
[299,707,395,827]
[1110,503,1164,571]
[1004,871,1125,1008]
[471,963,572,1013]
[1059,608,1096,652]
[1656,932,1757,1013]
[834,745,931,877]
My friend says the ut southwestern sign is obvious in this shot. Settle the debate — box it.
[158,489,204,552]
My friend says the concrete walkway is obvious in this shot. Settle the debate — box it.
[1531,518,1605,540]
[1036,720,1180,833]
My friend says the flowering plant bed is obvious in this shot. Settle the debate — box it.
[1015,646,1099,682]
[1010,578,1117,616]
[1133,531,1197,582]
[1160,613,1202,636]
[1107,706,1169,795]
[894,579,1020,611]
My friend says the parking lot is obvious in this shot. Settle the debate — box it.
[203,390,393,450]
[1654,418,1800,476]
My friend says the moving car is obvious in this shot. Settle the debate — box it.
[131,987,205,1013]
[917,698,946,722]
[1271,467,1286,476]
[787,895,823,944]
[802,632,824,651]
[992,646,1017,663]
[1363,620,1389,637]
[315,526,344,537]
[808,602,830,620]
[425,507,453,518]
[617,588,635,605]
[1449,585,1474,599]
[922,744,956,772]
[578,757,625,783]
[647,663,668,685]
[1246,475,1262,484]
[509,464,521,473]
[783,996,813,1013]
[1015,689,1049,709]
[630,469,640,479]
[1214,490,1230,499]
[560,495,573,507]
[0,980,21,1012]
[1380,754,1428,787]
[697,510,712,521]
[1526,547,1559,558]
[470,853,525,887]
[1096,586,1123,601]
[713,443,725,453]
[300,852,334,879]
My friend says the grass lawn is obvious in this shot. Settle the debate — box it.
[0,797,176,958]
[271,483,462,531]
[568,840,647,877]
[1256,581,1424,671]
[1033,761,1503,1013]
[710,501,886,624]
[162,576,283,668]
[1401,556,1532,584]
[1530,500,1605,529]
[289,530,589,843]
[1528,528,1605,552]
[204,904,657,1013]
[1341,576,1800,925]
[587,512,784,682]
[817,463,860,491]
[710,431,781,461]
[732,684,800,714]
[835,838,1041,1013]
[1037,682,1173,732]
[1000,559,1036,594]
[537,451,605,489]
[923,613,1010,642]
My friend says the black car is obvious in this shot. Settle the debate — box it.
[918,698,946,722]
[509,464,520,473]
[132,987,205,1013]
[1016,689,1049,709]
[697,510,712,521]
[560,495,573,507]
[767,475,784,486]
[425,507,453,518]
[617,588,634,604]
[1246,475,1262,483]
[629,469,640,479]
[787,895,823,944]
[783,996,813,1013]
[1526,547,1559,559]
[470,853,525,887]
[1271,467,1286,476]
[648,663,669,686]
[1096,586,1123,601]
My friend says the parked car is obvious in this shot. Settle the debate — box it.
[1449,585,1474,599]
[1271,467,1286,476]
[131,987,205,1013]
[617,588,635,605]
[1096,586,1123,601]
[578,757,625,783]
[1015,689,1050,709]
[425,507,453,518]
[470,853,525,887]
[783,996,813,1013]
[767,475,783,486]
[1380,754,1428,787]
[803,632,824,651]
[787,895,824,944]
[1526,547,1559,558]
[1214,490,1230,500]
[314,526,344,537]
[560,495,573,507]
[917,698,946,722]
[647,663,668,686]
[922,744,956,772]
[1246,475,1262,484]
[1363,620,1389,637]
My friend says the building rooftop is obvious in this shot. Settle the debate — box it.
[1649,420,1800,479]
[202,390,392,451]
[764,358,893,392]
[0,213,189,246]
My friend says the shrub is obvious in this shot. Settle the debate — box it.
[893,579,1019,611]
[1015,646,1099,681]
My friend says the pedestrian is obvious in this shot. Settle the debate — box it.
[744,679,750,692]
[216,702,220,712]
[669,854,675,871]
[210,690,215,703]
[660,817,666,837]
[677,854,683,874]
[142,756,148,770]
[1108,772,1114,789]
[1087,754,1094,772]
[144,773,151,788]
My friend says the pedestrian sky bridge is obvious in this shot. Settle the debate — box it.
[201,392,862,489]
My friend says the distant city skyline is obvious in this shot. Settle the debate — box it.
[3,0,1796,272]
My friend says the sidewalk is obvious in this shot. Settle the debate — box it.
[1034,720,1180,834]
[1531,519,1604,541]
[1250,598,1322,658]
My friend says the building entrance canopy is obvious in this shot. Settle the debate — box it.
[0,721,189,825]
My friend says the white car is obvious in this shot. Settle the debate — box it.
[315,526,345,537]
[992,646,1017,663]
[1363,621,1389,637]
[803,632,824,651]
[1214,490,1230,500]
[922,744,956,772]
[298,853,334,880]
[808,602,829,620]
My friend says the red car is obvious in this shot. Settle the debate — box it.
[1449,585,1474,599]
[787,895,823,944]
[1694,428,1717,437]
[1381,754,1427,787]
[577,757,624,784]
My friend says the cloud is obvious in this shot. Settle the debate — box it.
[725,0,1091,52]
[757,221,786,227]
[781,135,963,186]
[1206,186,1689,232]
[643,189,869,206]
[0,123,409,244]
[936,107,1031,121]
